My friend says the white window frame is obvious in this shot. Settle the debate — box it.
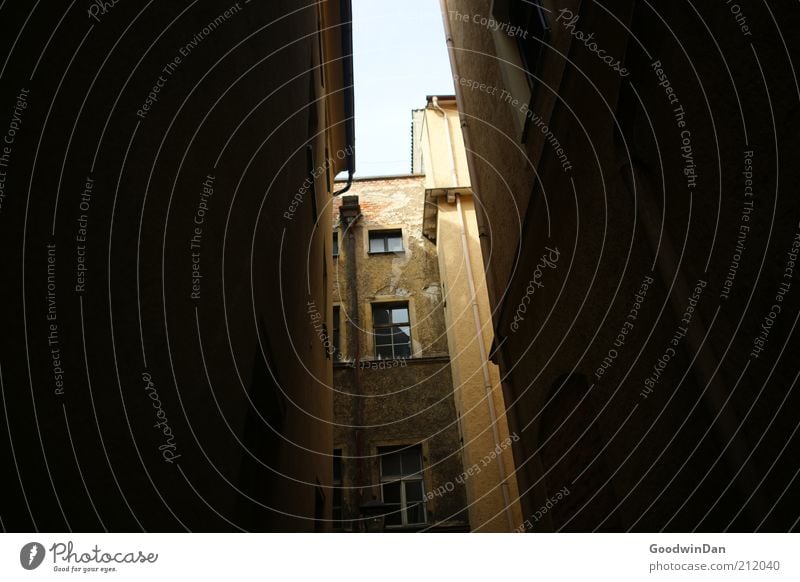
[371,301,412,360]
[379,445,427,527]
[367,228,405,254]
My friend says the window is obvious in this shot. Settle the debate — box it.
[368,229,403,254]
[332,306,342,361]
[379,445,426,527]
[333,231,339,257]
[491,0,550,140]
[372,303,411,359]
[509,0,549,90]
[314,482,325,532]
[316,3,325,88]
[305,145,319,222]
[332,449,343,529]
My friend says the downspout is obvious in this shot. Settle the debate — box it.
[432,94,515,530]
[456,193,515,532]
[333,171,354,196]
[439,0,491,252]
[334,0,356,197]
[345,214,365,512]
[339,196,365,525]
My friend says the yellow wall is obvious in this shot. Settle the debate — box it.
[421,101,472,191]
[422,101,522,531]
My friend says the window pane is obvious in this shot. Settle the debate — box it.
[391,307,409,324]
[374,328,392,346]
[381,451,401,477]
[393,343,411,359]
[405,501,425,524]
[333,449,342,481]
[369,236,385,253]
[384,505,402,527]
[372,306,391,326]
[374,305,412,359]
[376,345,394,359]
[333,232,339,256]
[387,234,403,252]
[369,231,402,253]
[382,480,401,504]
[510,0,548,87]
[401,449,422,475]
[405,481,425,502]
[392,326,411,345]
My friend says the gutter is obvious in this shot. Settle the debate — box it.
[334,0,356,196]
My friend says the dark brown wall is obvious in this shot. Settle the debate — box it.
[0,1,341,531]
[445,0,800,531]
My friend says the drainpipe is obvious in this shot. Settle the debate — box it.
[333,170,354,197]
[339,196,366,522]
[336,0,356,196]
[439,0,491,252]
[456,193,515,531]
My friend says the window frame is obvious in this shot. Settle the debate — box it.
[367,228,404,255]
[371,302,412,360]
[332,305,342,361]
[378,445,427,527]
[490,0,551,141]
[508,0,549,91]
[332,448,343,530]
[332,230,339,257]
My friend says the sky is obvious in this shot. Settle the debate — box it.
[351,0,455,177]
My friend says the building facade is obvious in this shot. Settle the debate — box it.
[331,177,470,532]
[416,96,523,532]
[0,0,354,531]
[440,0,800,531]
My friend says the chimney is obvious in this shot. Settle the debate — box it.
[339,195,361,225]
